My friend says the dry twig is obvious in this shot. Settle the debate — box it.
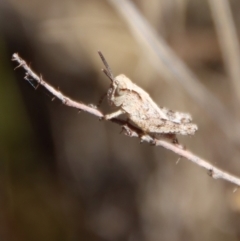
[12,53,240,187]
[12,53,103,118]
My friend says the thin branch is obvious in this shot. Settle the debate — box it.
[121,125,240,186]
[12,53,240,187]
[12,53,103,118]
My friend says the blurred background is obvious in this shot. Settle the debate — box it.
[1,0,240,240]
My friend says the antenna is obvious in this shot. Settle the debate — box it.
[98,51,114,81]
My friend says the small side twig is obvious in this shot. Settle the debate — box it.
[12,53,240,187]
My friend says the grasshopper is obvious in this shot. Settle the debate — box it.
[98,51,197,136]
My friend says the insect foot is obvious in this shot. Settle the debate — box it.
[98,51,198,136]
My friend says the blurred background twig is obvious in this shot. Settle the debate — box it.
[209,0,240,112]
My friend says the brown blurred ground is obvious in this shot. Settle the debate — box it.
[1,0,240,241]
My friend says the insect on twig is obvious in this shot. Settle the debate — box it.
[98,51,198,138]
